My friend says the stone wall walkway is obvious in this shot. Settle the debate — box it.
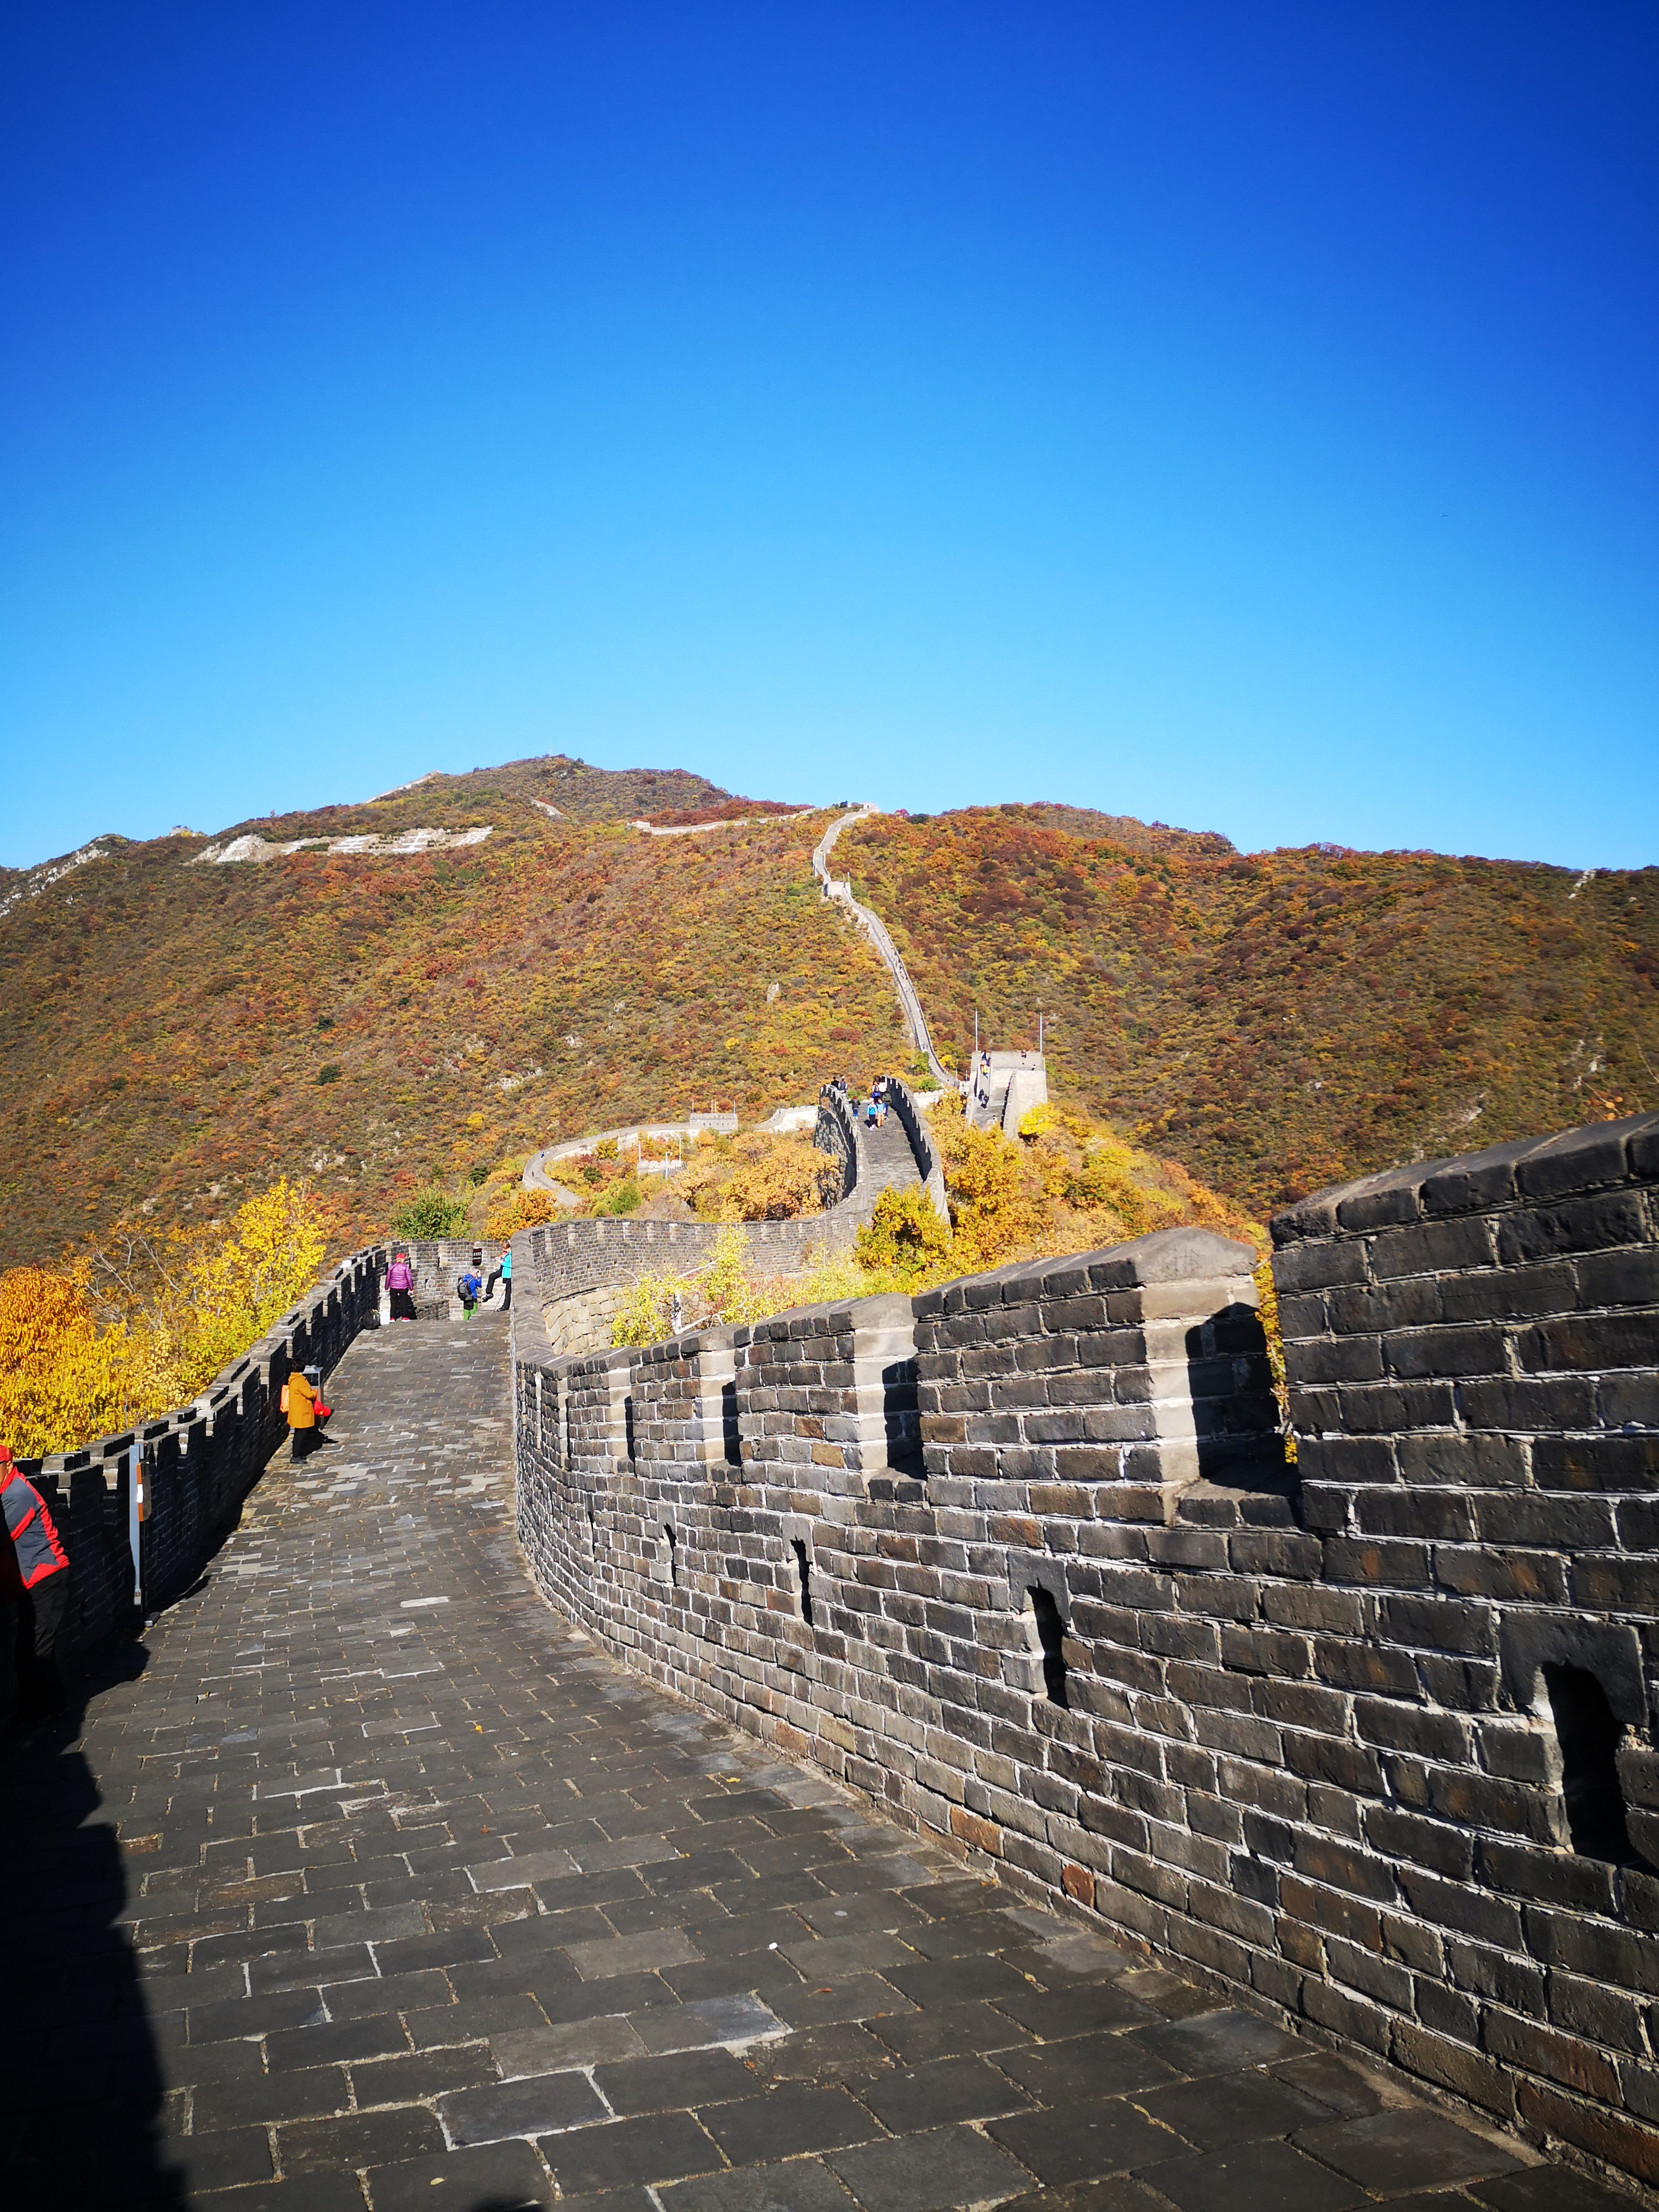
[0,1319,1628,2211]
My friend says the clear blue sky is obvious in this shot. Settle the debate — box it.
[3,3,1655,870]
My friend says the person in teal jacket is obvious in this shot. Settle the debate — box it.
[487,1250,513,1312]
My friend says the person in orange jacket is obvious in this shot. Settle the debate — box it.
[0,1443,71,1729]
[285,1364,322,1459]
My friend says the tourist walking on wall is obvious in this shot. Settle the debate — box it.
[285,1364,323,1460]
[457,1267,482,1318]
[387,1249,416,1322]
[0,1444,71,1731]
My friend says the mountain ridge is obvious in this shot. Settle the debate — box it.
[3,753,1653,1263]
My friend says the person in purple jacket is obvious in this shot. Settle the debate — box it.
[386,1249,416,1322]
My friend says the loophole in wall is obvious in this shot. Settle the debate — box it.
[1543,1664,1639,1864]
[1027,1585,1070,1709]
[791,1538,815,1627]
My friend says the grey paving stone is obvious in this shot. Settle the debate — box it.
[566,1926,702,1979]
[666,1954,811,2008]
[267,2013,411,2071]
[1471,2173,1634,2212]
[407,1994,551,2048]
[635,1993,788,2053]
[353,2043,498,2104]
[195,2177,371,2211]
[1294,2109,1528,2192]
[540,2109,727,2193]
[700,2085,886,2164]
[185,1987,328,2043]
[993,2030,1181,2107]
[594,2044,756,2112]
[857,2053,1033,2133]
[466,1847,582,1891]
[439,2068,609,2145]
[777,1933,917,1977]
[874,1954,1032,2009]
[988,2098,1184,2186]
[795,1894,925,1939]
[989,1982,1157,2038]
[157,2035,269,2090]
[1269,2050,1386,2118]
[163,2123,276,2192]
[192,2063,351,2131]
[538,1970,679,2026]
[278,2104,447,2174]
[863,2001,1030,2067]
[993,2182,1178,2212]
[1136,2070,1332,2151]
[493,2014,650,2076]
[744,2023,894,2088]
[322,1967,453,2020]
[767,1973,916,2030]
[364,2136,556,2210]
[1142,2138,1367,2212]
[1131,2006,1305,2077]
[827,2123,1033,2212]
[662,2159,858,2212]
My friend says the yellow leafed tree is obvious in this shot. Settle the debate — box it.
[0,1267,178,1460]
[0,1179,330,1459]
[168,1180,329,1398]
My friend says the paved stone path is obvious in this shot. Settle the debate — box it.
[859,1107,924,1205]
[0,1318,1630,2212]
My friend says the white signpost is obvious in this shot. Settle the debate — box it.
[129,1447,146,1614]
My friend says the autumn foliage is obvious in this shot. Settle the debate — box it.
[0,1180,329,1458]
[0,756,912,1270]
[837,807,1659,1212]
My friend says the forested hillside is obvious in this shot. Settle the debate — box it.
[5,758,1653,1268]
[841,808,1659,1212]
[0,760,912,1267]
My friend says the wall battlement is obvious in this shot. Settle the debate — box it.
[510,1109,1659,2187]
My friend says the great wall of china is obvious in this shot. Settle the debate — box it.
[11,809,1659,2194]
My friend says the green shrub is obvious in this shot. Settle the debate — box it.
[389,1188,470,1240]
[316,1063,342,1084]
[592,1176,642,1217]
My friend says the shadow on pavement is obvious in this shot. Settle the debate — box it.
[0,1639,187,2210]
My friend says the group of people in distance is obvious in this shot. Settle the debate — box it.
[827,1072,897,1131]
[385,1246,512,1323]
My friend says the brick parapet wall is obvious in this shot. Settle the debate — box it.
[814,1085,862,1208]
[523,1211,856,1308]
[509,1115,1659,2187]
[1268,1107,1659,2180]
[886,1076,950,1223]
[19,1246,386,1675]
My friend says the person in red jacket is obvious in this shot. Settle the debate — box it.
[0,1445,71,1729]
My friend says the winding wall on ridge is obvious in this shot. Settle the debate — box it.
[509,1109,1659,2188]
